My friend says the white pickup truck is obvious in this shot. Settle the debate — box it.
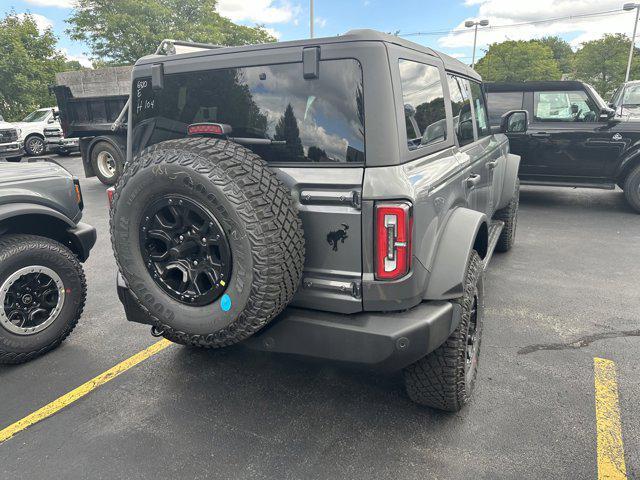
[12,107,79,156]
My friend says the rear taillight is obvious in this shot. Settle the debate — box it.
[107,187,115,207]
[187,123,232,136]
[375,202,412,280]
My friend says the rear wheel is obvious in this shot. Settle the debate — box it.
[493,180,519,252]
[110,137,305,348]
[403,250,484,411]
[91,141,123,185]
[623,164,640,213]
[0,235,86,364]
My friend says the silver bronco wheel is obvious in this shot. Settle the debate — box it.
[0,265,65,335]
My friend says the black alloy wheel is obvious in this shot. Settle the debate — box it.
[139,195,232,306]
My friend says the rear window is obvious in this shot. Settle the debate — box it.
[486,92,523,125]
[132,59,365,164]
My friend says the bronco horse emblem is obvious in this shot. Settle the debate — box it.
[327,224,349,251]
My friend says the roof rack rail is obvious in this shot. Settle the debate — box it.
[155,39,225,55]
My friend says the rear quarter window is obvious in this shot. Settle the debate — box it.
[486,92,524,126]
[132,59,365,164]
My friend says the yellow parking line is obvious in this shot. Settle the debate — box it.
[594,357,627,480]
[0,338,172,444]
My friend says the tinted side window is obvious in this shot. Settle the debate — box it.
[398,59,447,151]
[533,90,599,123]
[486,92,524,125]
[447,75,474,147]
[469,82,490,138]
[132,59,365,163]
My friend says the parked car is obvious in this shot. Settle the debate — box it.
[110,30,524,410]
[43,126,80,156]
[12,107,60,156]
[485,80,640,212]
[51,68,129,185]
[609,80,640,120]
[0,158,96,363]
[0,116,24,161]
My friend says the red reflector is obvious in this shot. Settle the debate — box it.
[107,187,115,207]
[187,123,228,136]
[375,202,412,280]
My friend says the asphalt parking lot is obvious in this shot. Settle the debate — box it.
[1,153,639,479]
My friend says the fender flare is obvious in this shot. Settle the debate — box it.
[0,203,75,227]
[496,153,521,210]
[424,207,487,301]
[616,151,640,182]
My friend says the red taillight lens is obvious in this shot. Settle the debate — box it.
[187,123,231,136]
[107,187,115,208]
[375,202,412,280]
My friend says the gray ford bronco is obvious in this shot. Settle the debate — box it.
[0,159,96,363]
[111,30,526,411]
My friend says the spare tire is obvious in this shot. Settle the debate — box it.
[110,137,305,347]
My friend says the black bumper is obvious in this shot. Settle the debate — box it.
[67,222,97,262]
[117,274,460,371]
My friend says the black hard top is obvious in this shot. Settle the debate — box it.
[136,29,481,81]
[485,81,587,92]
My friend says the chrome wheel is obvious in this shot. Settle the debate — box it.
[26,136,45,155]
[0,266,65,335]
[96,150,117,179]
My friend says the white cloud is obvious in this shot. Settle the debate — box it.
[264,27,282,39]
[314,17,327,28]
[448,52,468,59]
[439,1,636,51]
[15,13,53,34]
[22,0,75,7]
[217,0,300,24]
[60,48,93,68]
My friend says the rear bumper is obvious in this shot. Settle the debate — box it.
[117,274,460,371]
[67,222,97,262]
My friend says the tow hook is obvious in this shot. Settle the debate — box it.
[150,325,165,337]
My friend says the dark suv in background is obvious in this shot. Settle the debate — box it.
[486,81,640,212]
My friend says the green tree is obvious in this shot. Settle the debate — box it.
[0,12,66,121]
[476,40,562,82]
[67,0,276,65]
[536,36,574,75]
[574,34,640,97]
[274,104,304,160]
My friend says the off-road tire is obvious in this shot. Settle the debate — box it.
[403,250,484,411]
[623,164,640,213]
[493,180,519,252]
[110,137,305,348]
[91,141,123,186]
[0,234,86,364]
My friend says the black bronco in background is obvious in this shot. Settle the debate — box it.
[110,30,525,410]
[486,80,640,212]
[0,159,96,363]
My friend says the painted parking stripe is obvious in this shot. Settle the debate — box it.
[0,339,172,444]
[594,357,627,480]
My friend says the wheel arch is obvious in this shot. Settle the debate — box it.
[616,153,640,186]
[423,207,488,301]
[0,207,84,260]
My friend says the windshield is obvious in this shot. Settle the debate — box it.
[622,84,640,106]
[21,109,50,123]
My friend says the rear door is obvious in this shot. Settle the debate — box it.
[130,48,366,314]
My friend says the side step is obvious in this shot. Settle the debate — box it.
[484,220,504,270]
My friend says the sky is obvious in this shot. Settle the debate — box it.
[1,0,639,67]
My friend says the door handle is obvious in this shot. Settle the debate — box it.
[531,132,551,138]
[465,174,481,188]
[486,160,498,170]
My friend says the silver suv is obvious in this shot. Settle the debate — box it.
[110,30,525,411]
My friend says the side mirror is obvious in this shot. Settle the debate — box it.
[599,107,616,122]
[500,110,528,134]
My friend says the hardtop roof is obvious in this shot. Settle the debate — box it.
[485,81,587,92]
[135,29,481,81]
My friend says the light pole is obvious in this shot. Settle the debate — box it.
[624,3,640,82]
[464,19,489,69]
[310,0,314,38]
